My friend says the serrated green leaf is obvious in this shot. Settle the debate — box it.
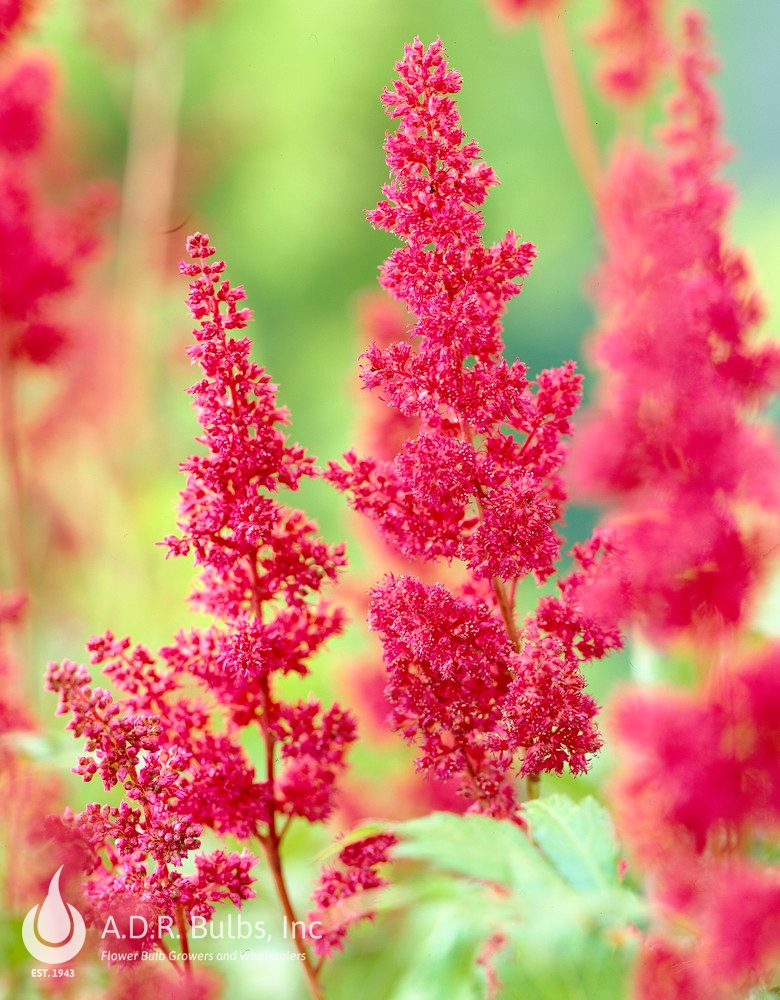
[523,795,618,892]
[387,807,644,1000]
[393,811,550,887]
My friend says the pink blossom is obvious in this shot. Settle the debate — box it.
[330,39,621,814]
[0,0,37,46]
[46,237,356,969]
[308,833,397,958]
[0,54,108,368]
[611,644,780,869]
[570,13,780,639]
[591,0,669,102]
[611,642,780,995]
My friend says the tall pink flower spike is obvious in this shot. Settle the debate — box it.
[46,236,355,994]
[328,38,622,821]
[571,12,780,641]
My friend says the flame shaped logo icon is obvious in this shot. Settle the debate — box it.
[22,867,86,964]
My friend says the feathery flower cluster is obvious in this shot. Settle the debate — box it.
[611,644,780,997]
[46,646,256,957]
[591,0,669,102]
[46,236,355,965]
[328,39,621,817]
[307,832,397,959]
[0,53,107,368]
[584,12,780,998]
[571,12,780,639]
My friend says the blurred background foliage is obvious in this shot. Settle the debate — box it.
[23,0,780,653]
[3,0,780,996]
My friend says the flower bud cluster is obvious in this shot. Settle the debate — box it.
[47,236,355,959]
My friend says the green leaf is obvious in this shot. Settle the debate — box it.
[523,795,619,892]
[387,901,491,1000]
[393,811,551,888]
[386,806,646,1000]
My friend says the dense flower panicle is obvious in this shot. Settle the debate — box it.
[610,644,780,995]
[369,575,517,805]
[365,38,535,387]
[168,232,346,623]
[0,54,109,368]
[45,655,257,952]
[47,239,356,967]
[571,13,780,639]
[307,833,397,959]
[330,39,582,578]
[368,533,619,811]
[329,38,620,815]
[591,0,669,102]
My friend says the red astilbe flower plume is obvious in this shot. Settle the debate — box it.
[610,644,780,997]
[570,12,780,640]
[591,0,670,103]
[307,832,397,959]
[0,41,112,595]
[332,293,476,825]
[328,39,621,818]
[0,54,109,367]
[46,237,356,972]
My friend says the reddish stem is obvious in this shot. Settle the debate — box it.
[460,425,541,797]
[157,936,183,977]
[250,561,324,1000]
[537,6,603,200]
[175,906,192,978]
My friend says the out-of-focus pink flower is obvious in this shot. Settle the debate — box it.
[591,0,669,102]
[612,644,780,875]
[0,0,39,46]
[0,55,109,368]
[571,12,780,640]
[611,644,780,995]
